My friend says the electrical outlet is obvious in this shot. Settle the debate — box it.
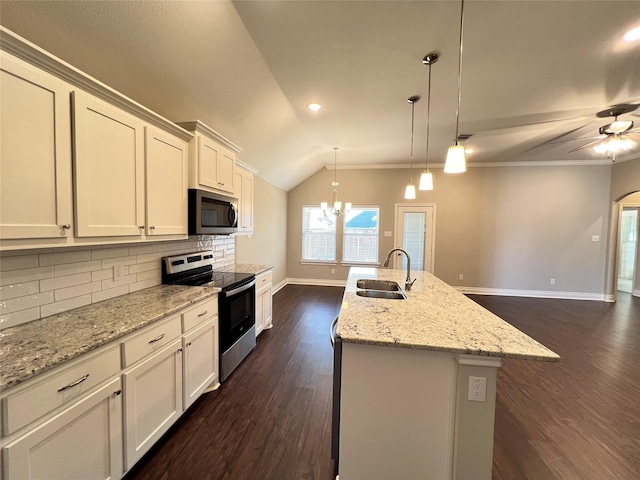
[591,235,600,242]
[458,274,464,280]
[550,278,556,285]
[468,376,487,402]
[114,264,124,282]
[331,268,336,274]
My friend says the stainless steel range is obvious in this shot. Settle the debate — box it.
[161,251,256,382]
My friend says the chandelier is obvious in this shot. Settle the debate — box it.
[321,147,351,217]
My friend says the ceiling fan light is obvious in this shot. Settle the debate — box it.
[593,143,607,154]
[607,120,633,134]
[404,184,416,200]
[621,138,634,150]
[444,145,466,173]
[419,171,434,191]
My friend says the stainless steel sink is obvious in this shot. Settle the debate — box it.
[356,279,402,291]
[356,290,407,300]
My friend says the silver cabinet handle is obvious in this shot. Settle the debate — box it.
[197,310,208,317]
[62,224,71,229]
[148,333,165,344]
[58,374,90,392]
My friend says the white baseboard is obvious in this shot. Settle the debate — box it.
[633,289,640,298]
[455,286,608,302]
[285,277,347,288]
[272,279,287,294]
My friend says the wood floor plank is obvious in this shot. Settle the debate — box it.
[124,286,640,480]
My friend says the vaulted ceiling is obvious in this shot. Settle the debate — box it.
[1,1,639,191]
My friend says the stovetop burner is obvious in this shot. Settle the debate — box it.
[161,251,254,291]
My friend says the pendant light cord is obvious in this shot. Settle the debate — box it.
[425,62,432,171]
[454,0,465,146]
[410,99,415,184]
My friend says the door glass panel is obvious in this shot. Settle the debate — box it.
[402,212,425,271]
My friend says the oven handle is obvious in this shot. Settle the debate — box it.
[224,278,256,298]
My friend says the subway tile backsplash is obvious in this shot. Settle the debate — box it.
[0,236,235,329]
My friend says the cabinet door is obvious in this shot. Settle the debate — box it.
[183,320,217,409]
[145,127,187,236]
[198,135,221,190]
[0,52,73,239]
[73,90,145,237]
[218,149,235,193]
[3,377,123,480]
[123,339,183,470]
[241,171,254,232]
[263,284,273,329]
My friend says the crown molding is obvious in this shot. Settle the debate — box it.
[0,26,194,142]
[325,159,616,170]
[235,159,258,175]
[175,120,242,153]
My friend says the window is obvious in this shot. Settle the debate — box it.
[302,206,336,262]
[343,207,379,263]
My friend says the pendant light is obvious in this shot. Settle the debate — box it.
[405,96,420,200]
[321,147,351,217]
[419,52,439,190]
[445,0,467,174]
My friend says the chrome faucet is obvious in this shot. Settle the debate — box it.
[383,248,416,291]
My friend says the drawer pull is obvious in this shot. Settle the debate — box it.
[186,342,192,347]
[61,224,71,229]
[197,310,208,317]
[58,374,90,392]
[114,389,122,396]
[148,333,166,344]
[177,348,183,353]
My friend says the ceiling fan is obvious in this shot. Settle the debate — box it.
[562,104,640,158]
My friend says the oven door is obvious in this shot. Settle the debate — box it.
[220,279,256,353]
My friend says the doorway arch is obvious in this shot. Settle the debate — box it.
[606,190,640,301]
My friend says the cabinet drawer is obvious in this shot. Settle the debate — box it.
[182,297,217,333]
[122,315,181,367]
[257,271,272,290]
[2,346,120,436]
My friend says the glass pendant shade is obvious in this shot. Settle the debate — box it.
[419,171,434,190]
[345,202,352,212]
[444,145,466,173]
[320,202,328,211]
[334,201,342,211]
[404,184,416,200]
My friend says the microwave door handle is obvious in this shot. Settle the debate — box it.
[229,204,238,227]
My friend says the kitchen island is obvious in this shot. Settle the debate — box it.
[335,267,559,480]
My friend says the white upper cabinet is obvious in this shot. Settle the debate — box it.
[0,51,73,240]
[145,126,188,236]
[73,91,146,237]
[234,161,256,235]
[177,120,241,196]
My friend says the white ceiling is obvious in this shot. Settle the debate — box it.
[1,0,639,191]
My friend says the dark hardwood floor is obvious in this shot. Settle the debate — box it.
[124,286,640,480]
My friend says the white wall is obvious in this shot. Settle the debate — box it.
[287,164,612,297]
[235,176,288,288]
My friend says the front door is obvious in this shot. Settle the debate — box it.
[393,204,436,273]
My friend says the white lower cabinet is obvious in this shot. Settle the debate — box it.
[255,270,273,337]
[122,339,183,470]
[1,296,218,479]
[183,319,217,409]
[2,377,123,480]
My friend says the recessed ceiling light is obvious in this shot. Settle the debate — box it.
[465,148,474,154]
[624,26,640,42]
[307,103,322,111]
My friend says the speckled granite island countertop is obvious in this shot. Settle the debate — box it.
[337,267,559,362]
[217,263,274,275]
[0,284,220,391]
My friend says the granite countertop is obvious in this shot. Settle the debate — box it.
[337,267,559,362]
[0,284,220,391]
[217,263,274,275]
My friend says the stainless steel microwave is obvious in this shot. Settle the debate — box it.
[188,189,238,235]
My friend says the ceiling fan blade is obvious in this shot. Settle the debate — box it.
[548,135,605,145]
[569,139,604,153]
